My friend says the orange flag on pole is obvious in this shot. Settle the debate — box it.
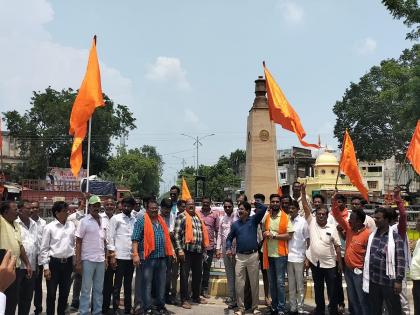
[407,120,420,175]
[69,36,104,177]
[263,62,320,149]
[339,130,368,200]
[181,177,192,200]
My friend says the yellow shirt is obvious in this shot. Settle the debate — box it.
[263,212,294,257]
[0,215,22,267]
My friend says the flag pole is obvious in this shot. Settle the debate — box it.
[335,130,346,190]
[85,118,92,214]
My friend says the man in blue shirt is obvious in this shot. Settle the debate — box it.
[226,201,267,315]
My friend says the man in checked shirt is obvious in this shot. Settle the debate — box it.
[364,207,405,315]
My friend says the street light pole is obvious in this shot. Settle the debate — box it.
[181,133,215,176]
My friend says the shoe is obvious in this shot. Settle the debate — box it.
[228,302,237,309]
[200,290,211,299]
[234,310,244,315]
[144,309,153,315]
[253,309,261,314]
[181,301,192,309]
[192,297,208,304]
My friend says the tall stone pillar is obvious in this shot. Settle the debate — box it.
[245,76,278,200]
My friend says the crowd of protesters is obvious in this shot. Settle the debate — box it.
[0,182,419,315]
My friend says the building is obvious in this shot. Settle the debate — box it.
[1,131,23,169]
[277,147,316,193]
[299,150,361,204]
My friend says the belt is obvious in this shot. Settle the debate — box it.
[237,249,257,255]
[50,256,72,263]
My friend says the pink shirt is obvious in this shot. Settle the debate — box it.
[75,214,106,262]
[216,212,238,254]
[197,209,220,251]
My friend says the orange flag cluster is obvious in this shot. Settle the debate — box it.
[407,120,420,176]
[263,62,320,149]
[338,130,369,201]
[69,36,104,177]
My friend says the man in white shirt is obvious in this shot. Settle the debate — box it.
[67,198,86,311]
[40,201,75,315]
[75,195,106,315]
[216,198,238,309]
[16,200,39,315]
[301,184,342,315]
[107,196,136,314]
[101,197,115,314]
[31,201,46,315]
[287,200,309,315]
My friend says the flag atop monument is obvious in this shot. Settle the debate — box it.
[407,120,420,176]
[69,36,104,177]
[263,62,320,149]
[339,129,368,200]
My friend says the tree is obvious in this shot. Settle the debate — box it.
[177,150,243,201]
[3,87,136,180]
[228,149,246,176]
[103,146,163,197]
[333,44,419,161]
[382,0,420,40]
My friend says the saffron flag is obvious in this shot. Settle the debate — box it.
[407,120,420,175]
[277,185,283,196]
[339,130,368,201]
[263,62,320,149]
[69,36,104,177]
[181,177,192,200]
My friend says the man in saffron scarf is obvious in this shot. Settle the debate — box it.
[174,198,209,309]
[262,194,294,315]
[131,199,175,315]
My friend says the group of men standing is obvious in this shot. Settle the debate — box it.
[0,182,420,315]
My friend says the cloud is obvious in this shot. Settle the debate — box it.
[184,108,199,124]
[355,37,377,55]
[145,56,191,90]
[0,0,133,114]
[277,0,304,24]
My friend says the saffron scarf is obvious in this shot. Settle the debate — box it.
[263,210,289,270]
[185,211,209,248]
[143,213,173,260]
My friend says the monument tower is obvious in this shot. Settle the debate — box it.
[245,76,278,200]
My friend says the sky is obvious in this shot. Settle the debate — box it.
[0,0,414,193]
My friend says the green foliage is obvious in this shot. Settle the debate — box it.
[3,87,136,180]
[103,146,163,197]
[382,0,420,40]
[333,44,420,161]
[178,150,244,201]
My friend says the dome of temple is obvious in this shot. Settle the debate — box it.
[315,151,339,167]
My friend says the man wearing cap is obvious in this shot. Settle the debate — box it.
[75,195,107,315]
